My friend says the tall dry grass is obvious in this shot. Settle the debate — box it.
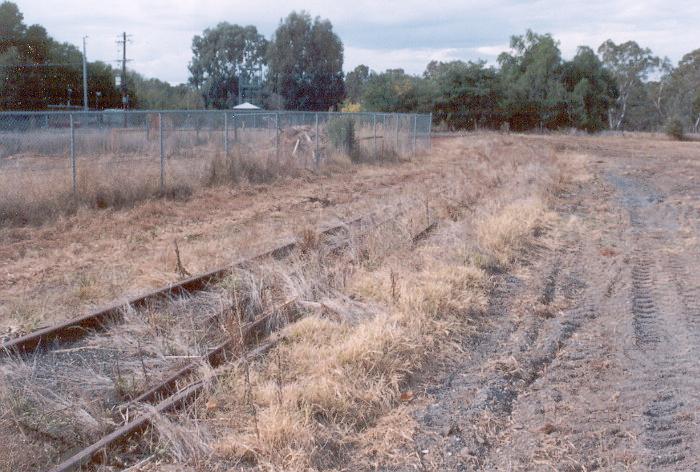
[0,135,586,471]
[0,123,408,227]
[147,137,578,471]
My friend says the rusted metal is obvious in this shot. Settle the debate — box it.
[48,339,278,472]
[121,300,294,409]
[44,216,440,472]
[1,218,361,355]
[412,221,438,244]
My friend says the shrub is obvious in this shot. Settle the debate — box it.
[327,116,361,163]
[665,117,685,141]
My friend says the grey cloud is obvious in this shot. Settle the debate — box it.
[14,0,700,84]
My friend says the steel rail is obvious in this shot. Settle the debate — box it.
[44,217,439,472]
[48,337,279,472]
[0,217,366,355]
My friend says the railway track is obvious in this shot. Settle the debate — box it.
[1,216,366,355]
[1,208,437,471]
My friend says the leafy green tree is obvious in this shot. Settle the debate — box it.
[428,60,502,130]
[662,49,700,132]
[0,1,24,50]
[598,40,660,129]
[498,30,568,130]
[560,47,618,132]
[267,11,344,110]
[0,1,26,109]
[647,57,673,123]
[0,1,122,110]
[188,23,267,109]
[134,73,203,109]
[345,64,369,103]
[86,61,122,109]
[361,68,434,113]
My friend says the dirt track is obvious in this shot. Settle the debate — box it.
[409,135,700,471]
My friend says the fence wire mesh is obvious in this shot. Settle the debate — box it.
[0,110,431,220]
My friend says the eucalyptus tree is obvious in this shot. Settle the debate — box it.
[498,30,568,130]
[188,23,268,109]
[560,46,618,132]
[597,40,660,130]
[266,11,344,111]
[428,60,502,130]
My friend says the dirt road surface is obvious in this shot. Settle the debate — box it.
[408,135,700,471]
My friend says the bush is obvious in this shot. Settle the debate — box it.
[327,116,361,163]
[665,118,685,141]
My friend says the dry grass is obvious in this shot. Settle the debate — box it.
[0,134,593,471]
[0,134,439,338]
[140,135,579,471]
[0,122,406,227]
[475,198,554,270]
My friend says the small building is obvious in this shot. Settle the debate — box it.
[232,102,261,110]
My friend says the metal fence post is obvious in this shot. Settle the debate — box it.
[223,112,228,157]
[429,112,433,150]
[275,112,280,161]
[395,113,400,154]
[233,114,238,143]
[315,112,320,168]
[382,114,387,156]
[372,113,377,160]
[159,112,164,193]
[412,114,418,156]
[69,113,76,193]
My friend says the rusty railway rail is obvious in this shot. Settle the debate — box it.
[0,215,376,355]
[49,336,281,472]
[42,217,438,472]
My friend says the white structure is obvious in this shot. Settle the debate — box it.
[233,102,261,110]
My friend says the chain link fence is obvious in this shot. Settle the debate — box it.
[0,110,431,224]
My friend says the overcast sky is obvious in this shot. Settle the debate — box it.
[13,0,700,84]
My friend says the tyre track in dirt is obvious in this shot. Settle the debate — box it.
[407,214,601,470]
[614,174,699,470]
[630,249,663,349]
[477,177,626,471]
[477,167,700,471]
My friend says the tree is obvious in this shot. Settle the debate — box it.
[267,11,344,110]
[498,30,568,130]
[428,60,502,130]
[597,40,660,129]
[345,64,369,103]
[134,73,203,109]
[188,23,267,109]
[0,1,24,51]
[560,46,618,132]
[361,68,434,113]
[0,1,122,110]
[647,57,673,123]
[663,49,700,132]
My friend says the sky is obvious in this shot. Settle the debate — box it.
[13,0,700,84]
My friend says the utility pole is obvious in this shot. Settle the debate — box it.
[116,32,131,109]
[82,36,89,111]
[116,32,132,126]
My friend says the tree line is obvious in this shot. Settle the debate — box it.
[0,1,203,110]
[350,32,700,133]
[1,1,698,133]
